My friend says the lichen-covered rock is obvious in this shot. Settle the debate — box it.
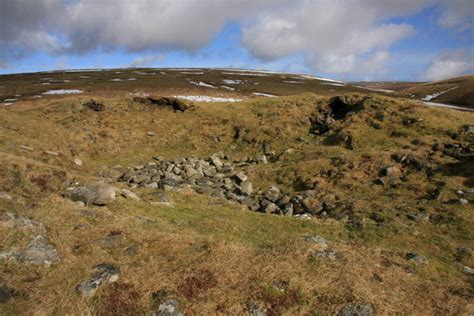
[76,263,120,297]
[0,235,60,266]
[63,182,116,206]
[338,304,373,316]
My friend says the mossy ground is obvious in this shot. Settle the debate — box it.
[0,81,473,314]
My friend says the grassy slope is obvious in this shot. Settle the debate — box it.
[0,88,473,314]
[357,75,474,108]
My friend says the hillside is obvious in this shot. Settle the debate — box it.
[356,75,474,110]
[0,69,473,315]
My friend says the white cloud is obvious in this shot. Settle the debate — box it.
[241,1,415,75]
[0,0,472,79]
[58,0,273,53]
[437,0,473,30]
[422,50,474,81]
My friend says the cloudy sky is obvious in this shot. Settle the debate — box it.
[0,0,472,81]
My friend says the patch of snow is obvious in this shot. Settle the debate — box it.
[283,80,304,84]
[252,92,276,97]
[42,89,83,95]
[421,86,458,101]
[218,68,283,75]
[128,92,150,97]
[160,72,166,74]
[41,82,51,85]
[222,72,268,77]
[3,103,13,106]
[180,72,204,75]
[222,79,244,84]
[110,78,124,82]
[170,68,204,71]
[322,82,345,87]
[190,81,216,88]
[422,101,474,112]
[220,86,235,91]
[3,98,18,102]
[30,95,43,99]
[173,95,242,102]
[299,75,344,84]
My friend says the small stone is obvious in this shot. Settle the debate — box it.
[305,235,328,249]
[239,181,253,196]
[234,172,248,183]
[338,304,373,316]
[74,158,83,166]
[460,198,468,205]
[75,201,85,207]
[62,182,116,206]
[210,155,223,169]
[76,263,120,297]
[0,192,12,201]
[383,166,402,180]
[312,249,337,261]
[463,266,474,275]
[264,186,281,202]
[121,189,140,201]
[147,131,156,136]
[246,301,267,316]
[8,235,60,266]
[455,190,464,196]
[19,145,33,151]
[44,150,59,156]
[155,299,183,316]
[405,253,428,265]
[0,212,45,232]
[262,202,279,214]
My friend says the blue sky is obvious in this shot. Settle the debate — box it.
[0,0,472,81]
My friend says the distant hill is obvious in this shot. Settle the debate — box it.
[355,75,474,109]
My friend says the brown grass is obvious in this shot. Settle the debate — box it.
[0,86,473,314]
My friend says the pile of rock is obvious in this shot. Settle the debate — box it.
[118,153,351,218]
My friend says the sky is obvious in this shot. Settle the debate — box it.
[0,0,472,81]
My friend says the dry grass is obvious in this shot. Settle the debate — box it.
[0,84,473,314]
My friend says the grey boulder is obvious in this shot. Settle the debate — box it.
[63,182,116,206]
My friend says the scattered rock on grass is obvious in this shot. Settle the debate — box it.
[154,300,183,316]
[121,189,140,201]
[405,253,428,265]
[151,289,183,316]
[62,182,116,206]
[338,304,373,316]
[0,192,12,201]
[0,235,60,266]
[76,263,120,297]
[0,212,46,234]
[73,158,83,166]
[246,301,267,316]
[312,249,337,261]
[304,235,329,249]
[44,150,59,156]
[463,266,474,275]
